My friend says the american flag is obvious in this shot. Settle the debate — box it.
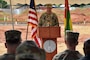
[28,0,41,47]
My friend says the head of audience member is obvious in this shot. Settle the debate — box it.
[83,38,90,56]
[65,30,79,51]
[16,40,46,60]
[45,3,52,13]
[5,30,21,54]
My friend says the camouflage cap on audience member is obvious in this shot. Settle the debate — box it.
[65,30,79,42]
[16,40,46,60]
[5,30,21,44]
[45,3,52,8]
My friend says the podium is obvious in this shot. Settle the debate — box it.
[38,27,61,60]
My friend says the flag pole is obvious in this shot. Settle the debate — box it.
[10,0,14,30]
[26,23,29,40]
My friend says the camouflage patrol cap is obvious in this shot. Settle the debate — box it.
[16,40,46,60]
[65,30,79,42]
[45,3,52,8]
[5,30,21,44]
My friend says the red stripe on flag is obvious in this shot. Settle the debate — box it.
[31,28,37,38]
[34,36,40,47]
[28,16,38,23]
[28,22,37,26]
[29,11,37,16]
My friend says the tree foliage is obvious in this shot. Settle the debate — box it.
[87,3,90,5]
[80,3,86,7]
[0,0,8,8]
[71,4,80,7]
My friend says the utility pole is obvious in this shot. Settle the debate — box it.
[10,0,14,30]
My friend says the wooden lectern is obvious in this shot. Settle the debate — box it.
[38,27,61,60]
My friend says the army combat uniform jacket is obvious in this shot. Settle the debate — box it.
[38,12,59,27]
[79,55,90,60]
[0,53,15,60]
[52,50,83,60]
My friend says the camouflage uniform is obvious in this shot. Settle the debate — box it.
[0,30,21,60]
[53,50,83,60]
[38,4,59,27]
[16,40,46,60]
[0,54,15,60]
[52,31,83,60]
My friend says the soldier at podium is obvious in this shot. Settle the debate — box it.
[52,31,83,60]
[38,3,59,27]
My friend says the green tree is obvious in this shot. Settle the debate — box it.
[0,0,8,8]
[87,3,90,5]
[80,3,86,7]
[71,4,80,7]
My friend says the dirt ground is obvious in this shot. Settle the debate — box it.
[0,24,90,56]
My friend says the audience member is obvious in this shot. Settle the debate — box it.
[0,30,22,60]
[15,40,46,60]
[52,31,83,60]
[79,38,90,60]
